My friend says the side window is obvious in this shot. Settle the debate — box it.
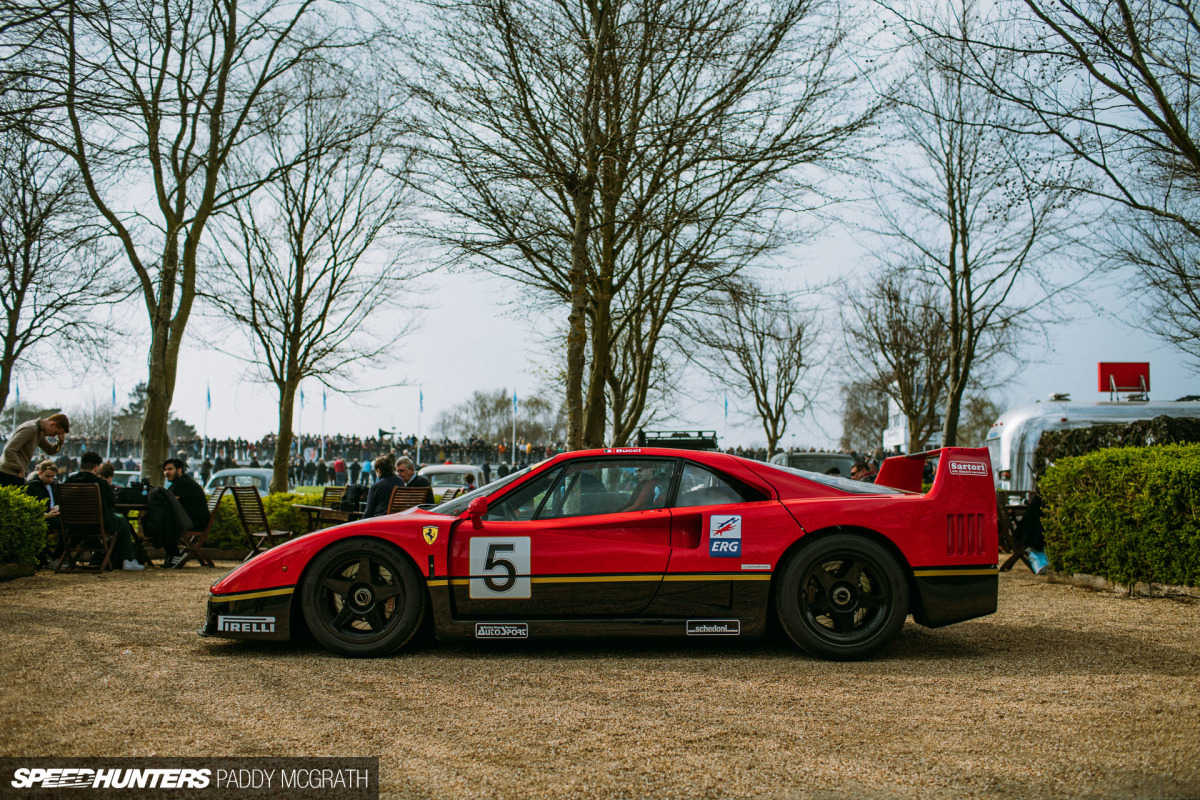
[486,467,562,522]
[537,459,675,519]
[674,463,760,508]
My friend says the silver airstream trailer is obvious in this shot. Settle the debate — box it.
[986,398,1200,492]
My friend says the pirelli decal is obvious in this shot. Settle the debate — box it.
[209,587,295,603]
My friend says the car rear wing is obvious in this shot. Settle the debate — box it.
[875,447,995,499]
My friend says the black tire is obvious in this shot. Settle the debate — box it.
[775,534,908,661]
[301,538,427,657]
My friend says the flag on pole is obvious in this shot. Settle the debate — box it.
[513,390,518,413]
[323,388,327,411]
[724,395,728,419]
[419,388,424,414]
[300,387,305,410]
[206,383,211,410]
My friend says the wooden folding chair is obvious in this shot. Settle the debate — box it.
[386,486,435,514]
[173,487,226,568]
[439,487,460,502]
[996,490,1033,572]
[315,485,349,530]
[230,486,294,561]
[56,484,115,573]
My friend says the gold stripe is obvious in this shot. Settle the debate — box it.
[533,575,660,584]
[913,568,998,577]
[209,587,295,603]
[426,579,449,587]
[664,574,771,582]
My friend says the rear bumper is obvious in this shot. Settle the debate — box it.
[910,566,997,628]
[201,586,295,641]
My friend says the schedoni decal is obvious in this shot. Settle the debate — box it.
[686,619,741,635]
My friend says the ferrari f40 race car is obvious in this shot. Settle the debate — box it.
[202,447,998,660]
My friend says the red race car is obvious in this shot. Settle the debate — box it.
[201,447,998,660]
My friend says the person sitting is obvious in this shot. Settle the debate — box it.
[850,462,876,483]
[64,451,144,570]
[157,458,210,568]
[362,456,406,519]
[25,460,63,564]
[462,473,477,494]
[617,466,662,512]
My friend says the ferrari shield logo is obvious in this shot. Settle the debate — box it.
[422,526,438,545]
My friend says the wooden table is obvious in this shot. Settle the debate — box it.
[292,503,363,533]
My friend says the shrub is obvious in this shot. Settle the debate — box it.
[1039,443,1200,587]
[1035,415,1200,478]
[204,491,313,551]
[0,486,48,565]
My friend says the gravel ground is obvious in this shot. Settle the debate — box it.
[1,564,1197,800]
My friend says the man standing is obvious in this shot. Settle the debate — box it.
[160,458,210,568]
[64,451,144,570]
[0,413,69,486]
[395,456,430,490]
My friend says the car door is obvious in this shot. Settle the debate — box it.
[448,458,676,618]
[644,460,788,618]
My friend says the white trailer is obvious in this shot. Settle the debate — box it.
[986,399,1200,492]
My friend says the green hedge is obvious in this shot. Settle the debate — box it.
[205,492,312,550]
[1039,443,1200,587]
[1035,415,1200,478]
[0,486,48,565]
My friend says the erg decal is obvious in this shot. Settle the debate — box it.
[709,514,742,557]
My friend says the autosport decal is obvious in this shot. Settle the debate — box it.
[709,514,742,557]
[475,623,529,639]
[948,460,990,477]
[686,619,741,635]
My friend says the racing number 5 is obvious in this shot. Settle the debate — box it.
[483,543,516,592]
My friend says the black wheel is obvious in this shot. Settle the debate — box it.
[301,538,426,657]
[776,534,908,661]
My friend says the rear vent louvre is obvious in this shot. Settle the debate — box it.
[946,513,987,556]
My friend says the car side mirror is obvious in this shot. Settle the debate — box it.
[468,496,488,529]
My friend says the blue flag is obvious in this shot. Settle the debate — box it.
[112,382,117,408]
[323,388,327,412]
[419,388,424,414]
[513,390,518,413]
[724,395,728,419]
[300,387,305,410]
[206,383,211,410]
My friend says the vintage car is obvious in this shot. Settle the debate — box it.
[201,447,998,660]
[417,463,487,502]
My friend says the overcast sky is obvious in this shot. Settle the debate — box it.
[17,220,1198,452]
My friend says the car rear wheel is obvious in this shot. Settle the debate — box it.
[301,538,426,657]
[776,534,908,661]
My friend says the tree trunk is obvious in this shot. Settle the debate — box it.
[565,188,592,451]
[272,381,297,494]
[140,313,174,483]
[582,293,611,448]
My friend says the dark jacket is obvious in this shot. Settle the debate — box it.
[362,475,406,519]
[169,471,210,530]
[24,477,60,513]
[405,474,431,489]
[64,470,116,513]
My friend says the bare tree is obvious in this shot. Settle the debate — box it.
[873,0,1072,445]
[691,287,817,456]
[913,0,1200,366]
[0,111,116,410]
[838,378,890,454]
[411,0,877,448]
[841,268,952,454]
[434,388,566,446]
[3,0,354,479]
[207,65,418,493]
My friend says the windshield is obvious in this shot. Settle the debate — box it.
[432,466,533,515]
[764,463,913,495]
[427,472,471,486]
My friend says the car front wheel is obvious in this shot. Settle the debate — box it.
[776,534,908,661]
[301,538,426,657]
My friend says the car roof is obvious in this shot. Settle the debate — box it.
[209,468,274,477]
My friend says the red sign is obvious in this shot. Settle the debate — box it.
[1098,362,1150,392]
